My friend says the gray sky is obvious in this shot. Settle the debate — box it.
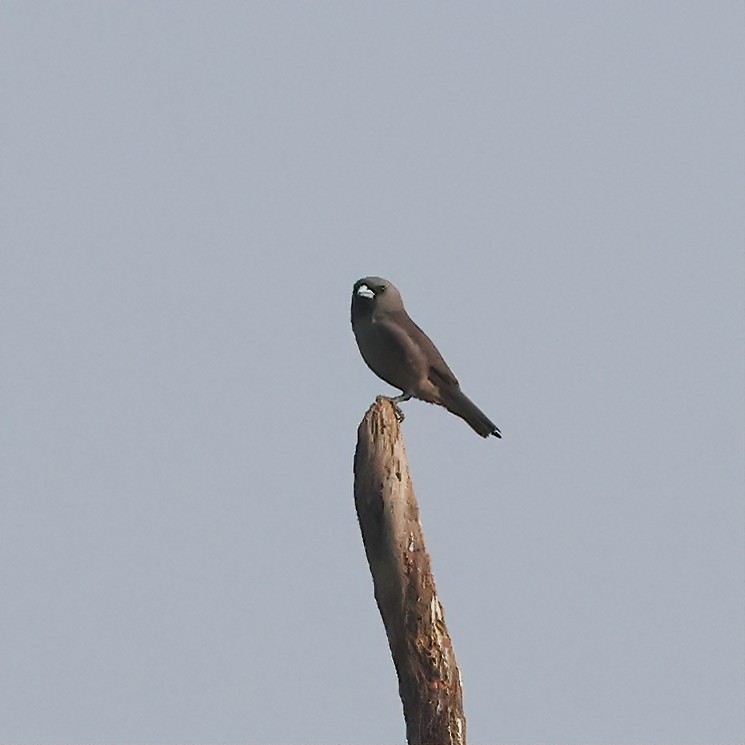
[1,2,743,743]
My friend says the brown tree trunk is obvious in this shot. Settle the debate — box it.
[353,397,466,745]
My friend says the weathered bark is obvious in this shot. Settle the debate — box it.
[353,397,466,745]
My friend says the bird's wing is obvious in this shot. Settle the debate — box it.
[401,316,460,388]
[374,315,419,362]
[428,362,459,389]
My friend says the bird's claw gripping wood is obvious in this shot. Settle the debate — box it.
[388,391,411,422]
[374,395,406,422]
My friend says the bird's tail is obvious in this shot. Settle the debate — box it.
[440,387,501,438]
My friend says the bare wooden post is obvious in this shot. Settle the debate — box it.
[353,397,466,745]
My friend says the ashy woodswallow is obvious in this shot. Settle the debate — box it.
[351,276,501,438]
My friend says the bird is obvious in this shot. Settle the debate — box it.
[351,276,501,438]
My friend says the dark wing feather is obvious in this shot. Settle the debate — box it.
[400,318,460,388]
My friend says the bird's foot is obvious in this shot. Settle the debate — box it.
[378,392,411,422]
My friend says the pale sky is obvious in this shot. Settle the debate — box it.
[1,3,743,743]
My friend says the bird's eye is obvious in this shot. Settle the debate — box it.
[379,285,386,293]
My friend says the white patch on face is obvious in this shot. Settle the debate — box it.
[356,284,375,299]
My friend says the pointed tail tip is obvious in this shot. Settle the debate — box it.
[473,417,501,438]
[440,386,501,439]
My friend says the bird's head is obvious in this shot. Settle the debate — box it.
[351,276,403,321]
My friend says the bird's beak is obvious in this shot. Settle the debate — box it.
[356,284,375,299]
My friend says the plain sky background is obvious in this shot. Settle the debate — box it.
[1,2,743,743]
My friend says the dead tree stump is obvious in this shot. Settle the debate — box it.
[353,397,466,745]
